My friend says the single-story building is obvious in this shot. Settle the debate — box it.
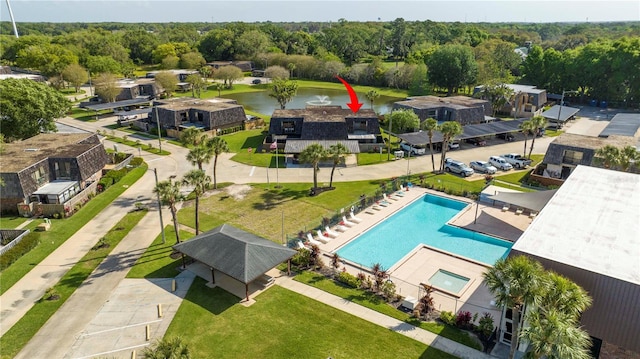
[393,96,491,125]
[173,224,296,302]
[0,133,109,215]
[509,165,640,358]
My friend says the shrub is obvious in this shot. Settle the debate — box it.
[103,168,128,183]
[456,310,473,329]
[380,280,397,301]
[0,232,40,270]
[114,152,129,163]
[98,177,114,190]
[477,312,495,339]
[42,287,60,301]
[439,311,456,326]
[336,270,361,288]
[291,248,310,268]
[129,157,144,167]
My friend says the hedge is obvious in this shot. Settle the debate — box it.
[0,232,40,270]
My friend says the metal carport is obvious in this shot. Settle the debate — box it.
[395,119,527,146]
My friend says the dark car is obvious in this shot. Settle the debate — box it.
[496,133,515,141]
[252,79,262,84]
[465,137,487,146]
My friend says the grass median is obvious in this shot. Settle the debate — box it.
[0,163,148,294]
[0,209,148,359]
[126,225,194,279]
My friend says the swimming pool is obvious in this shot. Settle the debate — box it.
[336,194,512,269]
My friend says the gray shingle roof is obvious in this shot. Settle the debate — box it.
[172,224,296,284]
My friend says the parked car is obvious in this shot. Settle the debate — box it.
[119,114,138,121]
[252,79,262,84]
[501,153,533,169]
[400,142,426,155]
[464,137,487,146]
[444,158,474,177]
[470,160,497,174]
[434,141,460,151]
[489,156,513,171]
[496,132,515,141]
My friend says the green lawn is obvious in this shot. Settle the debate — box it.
[166,278,455,359]
[294,79,408,98]
[295,271,482,351]
[0,216,28,229]
[0,163,148,295]
[105,135,171,156]
[126,225,194,278]
[68,107,111,122]
[0,209,148,359]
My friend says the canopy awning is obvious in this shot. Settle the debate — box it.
[32,180,78,195]
[541,105,580,123]
[487,189,558,212]
[284,140,360,154]
[395,119,527,146]
[81,97,153,111]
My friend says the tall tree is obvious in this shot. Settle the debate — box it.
[155,71,178,97]
[420,118,438,172]
[185,73,206,98]
[619,145,640,172]
[180,127,206,147]
[0,78,70,141]
[438,121,463,172]
[153,180,185,244]
[299,143,327,190]
[594,145,621,169]
[520,309,592,359]
[365,90,380,110]
[207,136,229,189]
[179,51,206,69]
[519,119,536,159]
[186,144,214,170]
[527,115,548,159]
[94,72,120,103]
[61,63,89,93]
[213,65,243,89]
[385,109,420,133]
[483,256,545,359]
[327,143,349,188]
[426,44,478,95]
[182,169,211,234]
[269,79,298,109]
[264,65,290,80]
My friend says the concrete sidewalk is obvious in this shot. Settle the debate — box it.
[276,276,494,359]
[14,208,176,359]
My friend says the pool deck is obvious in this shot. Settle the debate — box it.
[316,187,534,320]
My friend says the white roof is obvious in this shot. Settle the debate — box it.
[513,165,640,285]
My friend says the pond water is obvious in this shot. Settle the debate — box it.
[224,87,401,116]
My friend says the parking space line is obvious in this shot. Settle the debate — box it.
[73,343,151,359]
[79,319,162,337]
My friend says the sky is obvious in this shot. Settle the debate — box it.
[1,0,639,23]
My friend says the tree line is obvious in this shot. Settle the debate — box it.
[1,20,638,105]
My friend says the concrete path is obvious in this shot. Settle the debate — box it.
[276,276,495,359]
[0,153,177,337]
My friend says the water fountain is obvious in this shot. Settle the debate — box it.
[306,95,332,106]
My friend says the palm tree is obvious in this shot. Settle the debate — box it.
[538,271,592,320]
[483,255,545,359]
[182,169,211,234]
[206,136,229,189]
[365,90,380,110]
[519,119,536,158]
[520,309,592,359]
[327,143,349,188]
[595,145,621,169]
[438,121,463,172]
[143,337,191,359]
[287,62,296,78]
[299,143,327,190]
[153,180,185,244]
[527,116,547,159]
[186,144,214,170]
[420,118,438,172]
[180,127,205,147]
[619,145,639,172]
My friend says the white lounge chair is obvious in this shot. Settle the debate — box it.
[371,204,383,211]
[501,205,509,212]
[383,193,399,201]
[296,241,306,250]
[316,230,331,244]
[515,208,523,215]
[335,224,349,232]
[325,226,339,238]
[306,232,322,246]
[342,216,356,227]
[349,211,363,223]
[377,200,390,207]
[529,211,538,219]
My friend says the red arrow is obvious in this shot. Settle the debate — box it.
[335,76,363,113]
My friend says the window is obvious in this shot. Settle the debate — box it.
[31,166,46,185]
[54,161,71,179]
[352,120,367,132]
[562,150,584,165]
[282,121,295,133]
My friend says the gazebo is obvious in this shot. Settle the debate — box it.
[172,224,297,301]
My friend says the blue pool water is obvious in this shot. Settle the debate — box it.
[429,270,470,294]
[336,194,512,269]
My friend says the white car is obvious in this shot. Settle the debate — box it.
[400,142,426,155]
[489,156,513,171]
[470,160,497,174]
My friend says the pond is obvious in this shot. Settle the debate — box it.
[224,87,402,116]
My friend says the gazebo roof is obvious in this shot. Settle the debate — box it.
[173,224,296,284]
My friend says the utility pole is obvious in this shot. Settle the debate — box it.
[155,105,163,153]
[387,115,393,161]
[153,168,166,244]
[6,0,19,38]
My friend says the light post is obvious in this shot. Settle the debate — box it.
[154,105,163,153]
